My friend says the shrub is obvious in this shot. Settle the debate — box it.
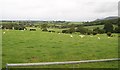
[103,22,113,33]
[48,30,55,32]
[62,30,68,33]
[68,27,75,34]
[30,29,36,31]
[42,28,48,31]
[107,32,112,36]
[92,31,97,35]
[87,32,91,35]
[114,27,120,33]
[93,27,105,34]
[76,27,88,34]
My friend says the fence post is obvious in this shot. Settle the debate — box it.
[6,64,8,70]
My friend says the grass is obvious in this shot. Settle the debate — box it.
[2,30,118,68]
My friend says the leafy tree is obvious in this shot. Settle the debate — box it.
[92,31,97,35]
[41,24,48,31]
[76,26,89,34]
[68,27,75,34]
[93,27,105,34]
[114,27,120,33]
[103,22,113,33]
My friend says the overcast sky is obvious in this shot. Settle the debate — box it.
[0,0,119,21]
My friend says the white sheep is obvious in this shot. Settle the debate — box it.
[70,35,73,38]
[79,35,84,38]
[90,36,93,37]
[3,32,5,34]
[98,37,100,40]
[108,37,110,38]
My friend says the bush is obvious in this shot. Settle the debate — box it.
[87,31,91,35]
[42,28,48,31]
[76,27,88,34]
[68,27,75,34]
[98,29,105,34]
[107,32,112,36]
[48,30,55,32]
[114,27,120,33]
[93,27,105,34]
[62,30,68,33]
[103,22,113,33]
[92,31,97,35]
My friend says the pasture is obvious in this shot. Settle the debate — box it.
[2,29,119,68]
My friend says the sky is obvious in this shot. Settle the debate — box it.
[0,0,119,21]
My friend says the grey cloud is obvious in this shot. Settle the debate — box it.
[94,2,118,13]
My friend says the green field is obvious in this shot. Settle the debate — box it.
[2,29,119,68]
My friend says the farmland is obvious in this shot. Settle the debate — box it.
[2,29,119,68]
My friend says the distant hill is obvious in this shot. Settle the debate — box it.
[95,16,119,21]
[82,16,119,26]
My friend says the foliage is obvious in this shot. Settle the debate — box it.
[114,27,120,33]
[93,27,105,34]
[42,28,48,31]
[41,24,48,31]
[103,22,113,33]
[107,32,112,36]
[2,23,26,30]
[76,27,89,34]
[92,31,97,35]
[68,27,75,34]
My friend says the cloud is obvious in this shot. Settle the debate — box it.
[0,0,119,21]
[94,2,118,13]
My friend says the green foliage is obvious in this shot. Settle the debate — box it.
[62,30,68,33]
[68,27,75,34]
[92,31,97,35]
[107,32,112,36]
[41,24,48,29]
[2,23,26,30]
[93,27,105,34]
[76,27,89,34]
[114,27,120,33]
[42,28,48,31]
[103,22,113,33]
[41,24,48,31]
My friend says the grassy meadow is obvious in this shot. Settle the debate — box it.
[2,29,119,68]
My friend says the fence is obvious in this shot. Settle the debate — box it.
[6,58,120,70]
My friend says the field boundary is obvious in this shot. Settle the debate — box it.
[6,58,120,69]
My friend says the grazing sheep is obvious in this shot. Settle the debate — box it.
[58,33,60,34]
[3,32,5,34]
[90,36,93,37]
[98,37,100,40]
[79,35,85,38]
[24,28,26,30]
[108,37,110,38]
[70,35,73,38]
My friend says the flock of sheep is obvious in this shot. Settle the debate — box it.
[68,34,111,39]
[2,30,112,40]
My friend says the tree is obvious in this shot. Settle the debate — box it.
[76,26,89,34]
[114,27,120,33]
[41,24,48,31]
[93,27,105,34]
[103,22,113,33]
